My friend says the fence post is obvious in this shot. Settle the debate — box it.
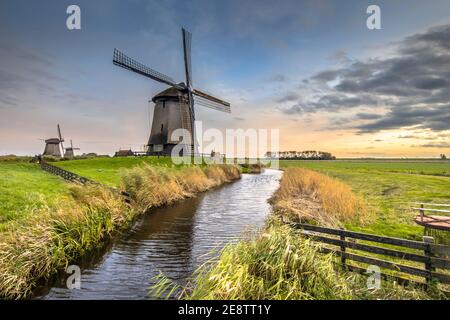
[420,203,424,222]
[423,236,435,286]
[340,227,346,269]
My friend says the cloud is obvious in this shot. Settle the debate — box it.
[279,24,450,134]
[355,112,383,120]
[268,74,289,83]
[277,92,299,103]
[417,142,450,148]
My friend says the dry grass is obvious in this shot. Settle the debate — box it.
[270,168,368,227]
[0,163,240,299]
[0,185,130,299]
[120,164,241,212]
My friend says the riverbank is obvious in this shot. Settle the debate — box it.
[0,160,240,299]
[170,167,444,300]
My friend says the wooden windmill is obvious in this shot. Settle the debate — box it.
[42,124,65,158]
[64,140,80,158]
[113,28,230,156]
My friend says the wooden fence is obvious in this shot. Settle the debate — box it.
[40,160,91,184]
[40,160,131,205]
[291,223,450,287]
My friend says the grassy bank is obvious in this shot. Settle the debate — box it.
[269,167,367,227]
[157,221,437,300]
[168,164,446,300]
[53,157,177,186]
[0,159,240,299]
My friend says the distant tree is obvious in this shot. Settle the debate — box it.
[440,154,447,160]
[276,150,336,160]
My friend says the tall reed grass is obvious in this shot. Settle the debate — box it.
[181,222,354,299]
[270,168,368,227]
[152,219,439,300]
[120,164,240,212]
[0,163,240,299]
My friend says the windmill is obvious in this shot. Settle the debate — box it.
[64,140,80,158]
[113,28,230,156]
[42,124,65,158]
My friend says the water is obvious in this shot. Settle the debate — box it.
[34,169,282,299]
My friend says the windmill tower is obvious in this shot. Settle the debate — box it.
[42,124,65,157]
[64,140,80,158]
[113,28,230,156]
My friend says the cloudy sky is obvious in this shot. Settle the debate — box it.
[1,0,449,157]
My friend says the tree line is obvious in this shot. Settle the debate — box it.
[265,150,336,160]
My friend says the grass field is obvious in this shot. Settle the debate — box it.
[0,162,69,226]
[280,160,450,240]
[53,156,178,186]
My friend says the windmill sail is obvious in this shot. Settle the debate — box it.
[193,89,231,113]
[57,124,65,157]
[182,28,192,88]
[113,49,180,88]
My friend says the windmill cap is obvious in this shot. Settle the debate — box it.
[45,138,61,143]
[152,86,186,102]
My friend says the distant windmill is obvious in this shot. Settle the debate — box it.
[113,28,231,156]
[64,140,80,158]
[42,124,65,157]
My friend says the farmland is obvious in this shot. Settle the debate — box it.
[280,160,450,240]
[53,156,178,186]
[0,161,70,226]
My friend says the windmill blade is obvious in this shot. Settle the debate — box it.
[57,124,65,157]
[113,49,180,88]
[193,89,231,113]
[182,28,192,88]
[187,91,196,155]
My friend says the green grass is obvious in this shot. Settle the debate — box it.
[53,156,178,186]
[0,162,69,225]
[280,160,450,240]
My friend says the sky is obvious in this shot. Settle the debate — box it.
[0,0,449,157]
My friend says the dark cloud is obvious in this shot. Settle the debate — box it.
[417,142,450,148]
[277,92,299,103]
[356,112,383,120]
[279,24,450,134]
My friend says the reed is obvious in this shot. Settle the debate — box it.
[152,220,440,300]
[183,223,354,299]
[270,168,368,227]
[120,164,240,212]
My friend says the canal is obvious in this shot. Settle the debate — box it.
[35,169,282,299]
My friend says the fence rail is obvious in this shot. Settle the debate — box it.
[40,160,131,204]
[291,223,450,286]
[40,160,91,184]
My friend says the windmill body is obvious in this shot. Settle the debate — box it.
[41,125,79,158]
[113,28,230,156]
[43,138,62,157]
[64,140,80,158]
[148,87,192,154]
